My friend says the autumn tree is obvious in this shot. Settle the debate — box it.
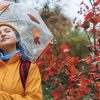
[37,0,100,99]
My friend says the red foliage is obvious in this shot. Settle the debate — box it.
[93,0,100,6]
[59,43,70,52]
[72,1,100,99]
[85,12,93,21]
[95,82,100,92]
[36,39,99,99]
[74,0,100,37]
[81,21,90,30]
[36,0,100,99]
[52,89,60,100]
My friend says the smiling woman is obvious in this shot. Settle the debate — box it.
[0,25,17,54]
[0,23,43,100]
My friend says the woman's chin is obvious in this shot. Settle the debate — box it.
[0,43,16,50]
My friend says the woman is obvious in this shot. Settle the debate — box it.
[0,23,42,100]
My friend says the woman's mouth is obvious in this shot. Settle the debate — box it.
[1,38,9,42]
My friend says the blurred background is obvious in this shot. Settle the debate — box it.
[1,0,100,100]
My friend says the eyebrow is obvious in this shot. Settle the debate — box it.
[0,29,10,34]
[4,28,11,31]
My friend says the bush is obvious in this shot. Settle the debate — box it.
[36,31,99,99]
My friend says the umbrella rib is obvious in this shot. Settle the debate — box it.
[5,19,41,27]
[0,3,13,16]
[7,19,32,25]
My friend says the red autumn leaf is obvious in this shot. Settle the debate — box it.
[96,57,100,62]
[43,75,49,81]
[81,21,90,30]
[65,69,70,75]
[93,0,100,6]
[76,92,85,99]
[80,78,91,85]
[79,86,91,93]
[66,66,79,76]
[89,14,100,25]
[68,76,76,82]
[89,18,98,25]
[59,61,66,68]
[65,56,79,66]
[48,67,57,76]
[94,93,100,99]
[95,14,100,24]
[85,12,93,21]
[86,14,99,25]
[91,28,96,33]
[49,58,58,67]
[36,60,44,66]
[39,43,52,57]
[59,43,70,52]
[95,82,100,92]
[88,72,96,79]
[63,90,68,95]
[52,89,60,100]
[27,13,40,24]
[69,88,78,96]
[81,55,92,64]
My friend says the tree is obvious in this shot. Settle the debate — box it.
[36,0,100,99]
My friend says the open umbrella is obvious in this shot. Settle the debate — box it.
[0,0,54,60]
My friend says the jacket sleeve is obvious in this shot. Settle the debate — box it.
[0,63,43,100]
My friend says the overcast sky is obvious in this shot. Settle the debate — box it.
[1,0,92,21]
[18,0,92,21]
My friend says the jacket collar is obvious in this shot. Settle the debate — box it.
[0,53,22,66]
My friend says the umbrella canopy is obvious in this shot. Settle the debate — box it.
[0,0,54,60]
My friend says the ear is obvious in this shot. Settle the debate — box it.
[16,37,20,48]
[16,36,20,43]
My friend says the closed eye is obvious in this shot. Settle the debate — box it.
[4,28,11,33]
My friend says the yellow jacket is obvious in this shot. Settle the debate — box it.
[0,54,42,100]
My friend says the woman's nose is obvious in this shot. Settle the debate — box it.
[1,32,7,38]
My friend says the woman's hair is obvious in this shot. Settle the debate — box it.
[12,29,30,61]
[0,24,30,61]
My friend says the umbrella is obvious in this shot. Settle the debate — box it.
[0,0,54,60]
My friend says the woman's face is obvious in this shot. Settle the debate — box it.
[0,25,17,50]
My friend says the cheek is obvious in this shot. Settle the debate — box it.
[10,33,17,42]
[13,36,17,42]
